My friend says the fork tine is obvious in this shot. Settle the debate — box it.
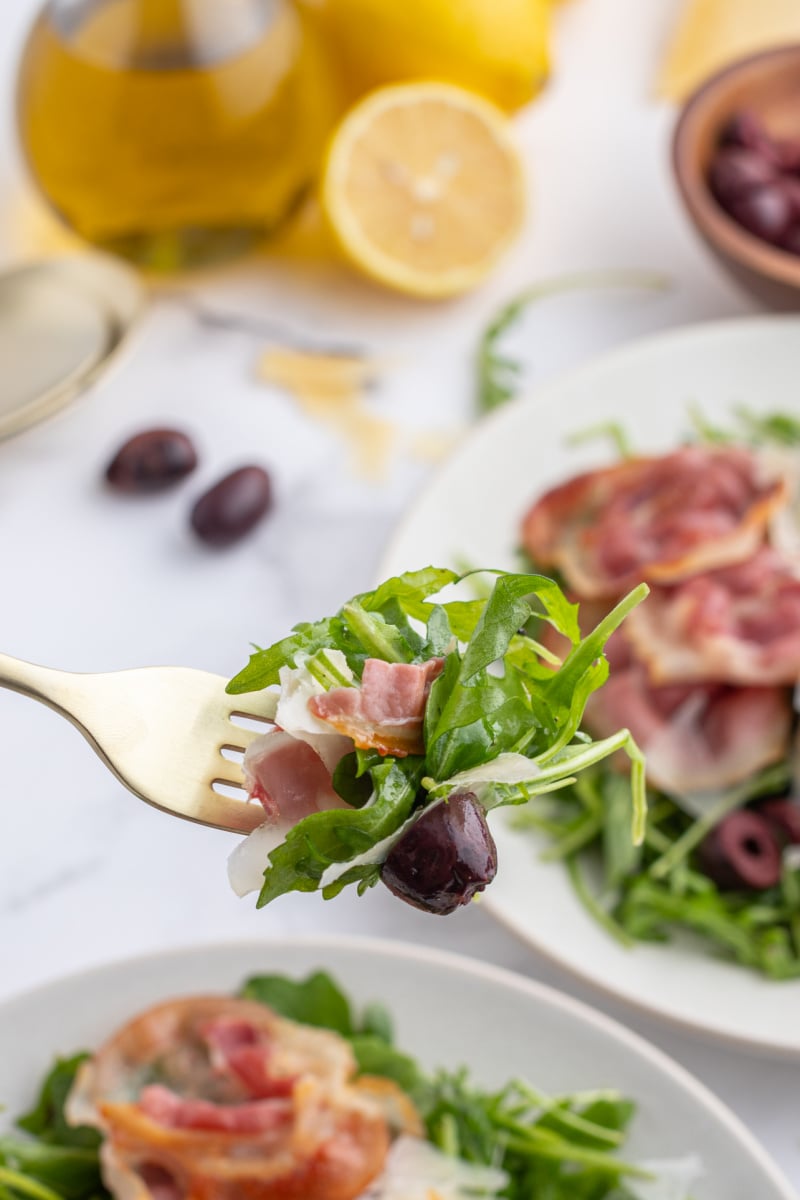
[227,692,279,723]
[193,788,263,834]
[213,768,248,790]
[221,723,272,755]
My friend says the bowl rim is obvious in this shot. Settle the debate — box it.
[673,42,800,288]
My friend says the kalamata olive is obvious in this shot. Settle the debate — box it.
[698,810,782,891]
[105,429,198,493]
[381,791,497,915]
[778,177,800,218]
[719,109,777,161]
[775,138,800,172]
[782,224,800,256]
[190,466,272,547]
[725,183,794,245]
[708,148,777,204]
[760,798,800,845]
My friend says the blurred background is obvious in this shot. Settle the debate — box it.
[1,0,800,1183]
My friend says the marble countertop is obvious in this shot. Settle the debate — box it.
[0,0,798,1191]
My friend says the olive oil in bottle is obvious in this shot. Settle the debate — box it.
[17,0,337,268]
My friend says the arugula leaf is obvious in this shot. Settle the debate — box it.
[256,758,424,907]
[523,757,800,979]
[736,407,800,445]
[17,1057,98,1152]
[359,1002,394,1044]
[690,404,800,449]
[240,971,353,1035]
[349,1037,426,1095]
[567,422,634,459]
[424,573,584,780]
[0,1056,108,1200]
[331,753,373,808]
[477,271,670,414]
[0,1141,105,1200]
[460,572,580,681]
[340,601,412,663]
[425,605,453,656]
[226,617,365,693]
[358,567,460,614]
[536,586,648,762]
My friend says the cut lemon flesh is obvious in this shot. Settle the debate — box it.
[322,83,526,298]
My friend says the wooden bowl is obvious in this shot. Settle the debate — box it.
[673,45,800,307]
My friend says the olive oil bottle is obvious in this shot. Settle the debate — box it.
[17,0,338,268]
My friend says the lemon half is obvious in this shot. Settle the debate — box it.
[322,83,526,299]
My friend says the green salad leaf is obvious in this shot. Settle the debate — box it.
[0,1057,107,1200]
[240,970,355,1035]
[17,1058,99,1152]
[476,270,670,414]
[228,568,648,910]
[517,758,800,979]
[690,404,800,448]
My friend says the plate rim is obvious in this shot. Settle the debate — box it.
[377,313,800,1059]
[0,933,795,1199]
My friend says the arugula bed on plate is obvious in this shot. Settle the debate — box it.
[515,411,800,979]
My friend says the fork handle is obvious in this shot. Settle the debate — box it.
[0,652,78,715]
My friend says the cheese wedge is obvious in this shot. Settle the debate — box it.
[660,0,800,100]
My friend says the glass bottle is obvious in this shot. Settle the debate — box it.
[16,0,337,268]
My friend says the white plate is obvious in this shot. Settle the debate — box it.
[379,315,800,1058]
[0,936,793,1200]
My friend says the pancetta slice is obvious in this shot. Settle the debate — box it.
[625,547,800,685]
[584,665,792,795]
[243,731,350,825]
[309,659,444,757]
[66,997,390,1200]
[522,446,787,598]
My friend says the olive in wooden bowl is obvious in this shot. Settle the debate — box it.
[673,45,800,307]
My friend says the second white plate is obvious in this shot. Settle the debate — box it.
[380,315,800,1058]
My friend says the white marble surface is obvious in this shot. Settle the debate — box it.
[0,0,798,1192]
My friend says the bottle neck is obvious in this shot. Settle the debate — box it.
[53,0,278,70]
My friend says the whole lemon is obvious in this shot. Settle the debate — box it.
[304,0,551,113]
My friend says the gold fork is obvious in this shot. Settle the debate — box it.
[0,654,277,834]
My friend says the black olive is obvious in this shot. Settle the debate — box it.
[106,428,198,493]
[782,223,800,257]
[708,148,777,205]
[190,466,272,547]
[381,791,497,915]
[760,798,800,846]
[776,138,800,172]
[698,810,782,891]
[724,183,795,246]
[718,110,779,163]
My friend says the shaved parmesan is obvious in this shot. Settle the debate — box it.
[276,653,354,771]
[627,1156,703,1200]
[227,820,287,897]
[660,0,800,100]
[360,1136,507,1200]
[441,753,541,800]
